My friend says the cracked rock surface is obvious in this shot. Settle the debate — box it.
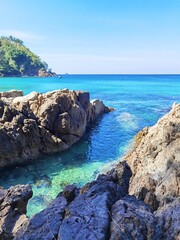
[125,103,180,209]
[0,89,110,168]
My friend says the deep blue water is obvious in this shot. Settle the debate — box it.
[0,74,180,216]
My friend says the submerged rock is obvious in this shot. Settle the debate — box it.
[0,89,110,168]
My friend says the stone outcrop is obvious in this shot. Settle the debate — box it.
[125,103,180,209]
[14,161,132,240]
[110,195,156,240]
[0,185,32,239]
[0,103,179,239]
[0,89,110,168]
[38,69,56,77]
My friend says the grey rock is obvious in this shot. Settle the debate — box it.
[154,197,180,240]
[15,196,67,240]
[110,195,156,240]
[14,161,131,240]
[0,185,32,239]
[58,161,132,240]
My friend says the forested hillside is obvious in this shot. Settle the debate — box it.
[0,36,49,77]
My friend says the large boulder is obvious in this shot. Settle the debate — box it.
[125,103,180,209]
[0,89,110,168]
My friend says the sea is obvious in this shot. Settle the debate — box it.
[0,74,180,216]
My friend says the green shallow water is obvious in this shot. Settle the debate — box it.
[0,74,180,216]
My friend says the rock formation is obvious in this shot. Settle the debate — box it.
[0,103,179,239]
[0,185,32,239]
[0,89,110,168]
[125,103,180,210]
[13,161,132,240]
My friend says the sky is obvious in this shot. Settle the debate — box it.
[0,0,180,74]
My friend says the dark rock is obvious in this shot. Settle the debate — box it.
[14,161,132,240]
[61,185,79,203]
[110,195,156,240]
[154,197,180,240]
[0,185,32,239]
[14,196,67,240]
[58,161,132,240]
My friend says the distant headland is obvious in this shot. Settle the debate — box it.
[0,36,56,77]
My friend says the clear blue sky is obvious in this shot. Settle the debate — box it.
[0,0,180,74]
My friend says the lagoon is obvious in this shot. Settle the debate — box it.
[0,74,180,216]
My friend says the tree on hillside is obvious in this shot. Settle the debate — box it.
[0,36,49,77]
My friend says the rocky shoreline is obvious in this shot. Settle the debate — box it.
[0,99,179,239]
[0,89,111,168]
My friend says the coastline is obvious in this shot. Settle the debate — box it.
[0,103,179,239]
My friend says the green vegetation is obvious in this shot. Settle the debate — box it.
[0,36,49,77]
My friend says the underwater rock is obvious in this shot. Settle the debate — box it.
[0,89,110,168]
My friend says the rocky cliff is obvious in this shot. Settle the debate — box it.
[0,103,179,239]
[125,103,180,210]
[0,89,110,168]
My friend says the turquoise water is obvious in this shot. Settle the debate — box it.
[0,75,180,216]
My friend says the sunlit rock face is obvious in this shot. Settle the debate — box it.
[125,103,180,209]
[0,89,110,168]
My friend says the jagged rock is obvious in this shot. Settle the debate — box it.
[61,184,79,204]
[58,162,131,240]
[125,103,180,209]
[14,161,132,240]
[154,197,180,240]
[14,197,67,240]
[0,185,32,239]
[0,89,110,168]
[1,103,179,240]
[110,195,156,240]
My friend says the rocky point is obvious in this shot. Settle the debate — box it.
[0,101,179,239]
[0,89,110,168]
